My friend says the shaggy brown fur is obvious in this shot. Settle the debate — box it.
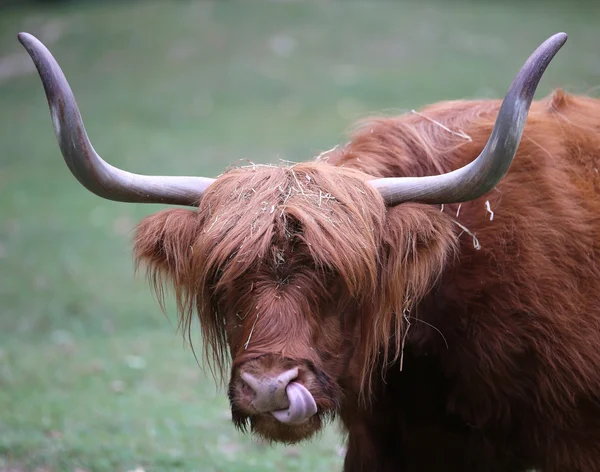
[135,89,600,471]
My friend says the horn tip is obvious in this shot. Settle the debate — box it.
[17,32,39,51]
[17,32,32,43]
[550,32,568,47]
[556,32,568,40]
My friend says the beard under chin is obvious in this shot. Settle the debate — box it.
[231,408,335,444]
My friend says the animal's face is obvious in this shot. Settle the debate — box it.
[135,163,393,442]
[134,161,457,442]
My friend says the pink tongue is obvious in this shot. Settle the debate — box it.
[271,382,317,425]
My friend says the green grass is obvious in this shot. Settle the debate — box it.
[1,0,599,470]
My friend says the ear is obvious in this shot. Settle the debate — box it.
[133,208,200,305]
[367,203,457,369]
[383,203,457,313]
[381,203,457,311]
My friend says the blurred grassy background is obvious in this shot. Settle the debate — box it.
[1,1,599,471]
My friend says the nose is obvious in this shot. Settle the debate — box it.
[240,367,299,412]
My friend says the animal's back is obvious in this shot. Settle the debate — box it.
[332,91,600,471]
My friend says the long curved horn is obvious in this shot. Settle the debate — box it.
[18,32,215,206]
[369,33,567,206]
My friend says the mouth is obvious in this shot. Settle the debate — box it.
[228,360,341,443]
[233,409,324,444]
[270,381,318,425]
[230,383,330,444]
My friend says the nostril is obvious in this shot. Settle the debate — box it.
[240,379,254,397]
[275,367,299,387]
[240,372,260,393]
